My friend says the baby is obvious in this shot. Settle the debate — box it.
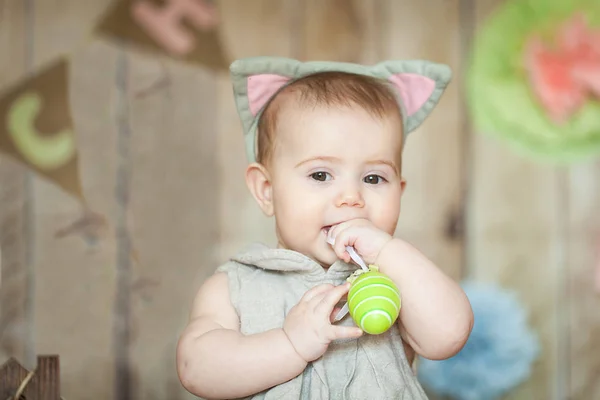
[176,57,474,400]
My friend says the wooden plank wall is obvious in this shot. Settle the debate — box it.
[468,0,563,397]
[0,1,599,399]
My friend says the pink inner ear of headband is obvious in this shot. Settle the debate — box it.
[246,73,437,116]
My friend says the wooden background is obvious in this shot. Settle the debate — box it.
[1,0,599,399]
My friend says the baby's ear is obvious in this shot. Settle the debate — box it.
[372,60,452,135]
[400,178,407,197]
[245,162,274,217]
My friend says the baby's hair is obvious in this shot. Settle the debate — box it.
[256,71,403,165]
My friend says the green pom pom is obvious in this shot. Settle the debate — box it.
[347,266,401,335]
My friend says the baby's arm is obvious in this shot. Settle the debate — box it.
[176,272,307,399]
[376,239,474,360]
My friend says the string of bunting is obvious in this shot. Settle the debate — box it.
[0,0,230,254]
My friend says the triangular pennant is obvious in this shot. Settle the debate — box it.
[0,58,84,201]
[95,0,230,71]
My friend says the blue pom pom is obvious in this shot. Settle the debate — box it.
[417,281,540,400]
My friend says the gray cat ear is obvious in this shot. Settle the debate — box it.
[230,57,301,163]
[371,60,453,134]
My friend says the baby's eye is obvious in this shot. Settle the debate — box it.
[364,174,386,185]
[310,171,331,182]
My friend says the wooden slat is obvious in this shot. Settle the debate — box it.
[113,48,133,400]
[303,0,363,62]
[0,0,27,87]
[384,0,466,281]
[0,0,33,368]
[468,0,564,398]
[350,0,384,65]
[29,0,118,398]
[568,160,600,400]
[215,0,301,263]
[124,26,221,400]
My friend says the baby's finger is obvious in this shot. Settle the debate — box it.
[301,283,334,302]
[327,325,363,341]
[333,231,354,263]
[327,222,348,245]
[314,282,350,314]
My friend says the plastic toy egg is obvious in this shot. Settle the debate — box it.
[347,266,401,335]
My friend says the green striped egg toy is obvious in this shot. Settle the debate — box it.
[347,265,401,335]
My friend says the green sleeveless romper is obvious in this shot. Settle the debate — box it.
[215,242,429,400]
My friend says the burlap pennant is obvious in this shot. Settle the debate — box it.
[0,57,84,202]
[95,0,229,71]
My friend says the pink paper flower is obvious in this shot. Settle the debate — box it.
[524,13,600,123]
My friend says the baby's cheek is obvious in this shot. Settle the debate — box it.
[285,194,320,218]
[275,203,318,245]
[372,202,400,234]
[278,197,312,222]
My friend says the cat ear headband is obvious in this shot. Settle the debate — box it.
[229,56,453,163]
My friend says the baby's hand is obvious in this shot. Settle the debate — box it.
[283,283,363,362]
[327,218,393,265]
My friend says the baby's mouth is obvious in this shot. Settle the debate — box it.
[322,225,332,235]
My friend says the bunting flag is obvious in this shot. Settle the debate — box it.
[95,0,229,71]
[0,58,84,202]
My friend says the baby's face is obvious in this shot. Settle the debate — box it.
[267,101,405,267]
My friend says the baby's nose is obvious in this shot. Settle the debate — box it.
[335,188,365,208]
